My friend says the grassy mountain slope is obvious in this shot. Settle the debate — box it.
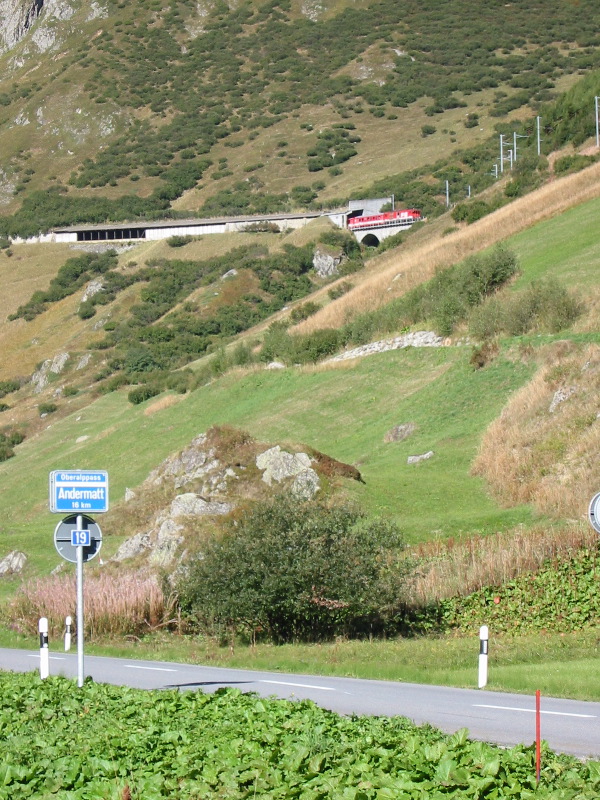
[2,165,600,595]
[1,0,600,233]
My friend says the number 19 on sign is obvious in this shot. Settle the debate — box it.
[71,529,91,547]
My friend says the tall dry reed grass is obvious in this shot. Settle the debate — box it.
[472,342,600,518]
[8,571,175,639]
[296,161,600,334]
[405,521,596,606]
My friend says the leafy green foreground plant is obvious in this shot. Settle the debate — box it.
[408,544,600,636]
[1,672,599,800]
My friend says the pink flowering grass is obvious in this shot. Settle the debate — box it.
[8,570,175,639]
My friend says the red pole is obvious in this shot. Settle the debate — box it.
[536,690,541,783]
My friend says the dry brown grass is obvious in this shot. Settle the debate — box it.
[406,521,596,605]
[8,571,174,638]
[143,393,185,416]
[472,342,600,519]
[295,160,600,335]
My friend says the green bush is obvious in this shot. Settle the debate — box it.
[78,301,96,320]
[469,278,582,339]
[178,496,407,642]
[0,380,20,399]
[167,235,194,247]
[0,403,9,412]
[38,402,57,415]
[421,124,436,137]
[289,301,320,323]
[128,385,161,404]
[328,281,353,300]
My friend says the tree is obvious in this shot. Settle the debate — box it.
[178,496,408,642]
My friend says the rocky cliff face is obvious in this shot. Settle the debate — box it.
[0,0,44,52]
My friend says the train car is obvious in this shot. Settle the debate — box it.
[347,208,422,230]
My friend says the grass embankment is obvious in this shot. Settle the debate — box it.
[2,626,598,701]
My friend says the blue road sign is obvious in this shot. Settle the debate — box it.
[71,529,91,547]
[49,471,109,513]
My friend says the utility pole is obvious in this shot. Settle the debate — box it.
[445,180,450,208]
[595,97,599,149]
[536,116,542,156]
[513,131,528,162]
[500,134,505,173]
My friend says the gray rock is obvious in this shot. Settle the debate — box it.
[256,445,312,485]
[384,422,417,443]
[266,361,286,370]
[221,268,238,279]
[407,450,434,464]
[149,518,185,567]
[313,246,343,278]
[170,493,232,517]
[326,332,445,363]
[256,446,320,496]
[124,487,136,502]
[81,279,104,304]
[112,533,151,562]
[549,386,576,413]
[0,550,26,576]
[76,353,92,370]
[291,469,320,499]
[31,360,51,393]
[50,352,69,373]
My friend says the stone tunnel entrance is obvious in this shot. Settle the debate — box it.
[359,233,380,247]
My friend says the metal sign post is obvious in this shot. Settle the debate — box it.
[53,514,102,688]
[50,470,107,688]
[76,514,84,688]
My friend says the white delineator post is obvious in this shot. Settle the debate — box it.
[39,617,49,680]
[65,615,72,652]
[76,514,84,688]
[478,625,489,689]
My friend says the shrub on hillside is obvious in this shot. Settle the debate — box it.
[0,429,25,462]
[469,278,582,339]
[38,402,57,416]
[0,379,20,398]
[128,384,161,404]
[289,301,320,323]
[167,234,195,247]
[177,496,408,642]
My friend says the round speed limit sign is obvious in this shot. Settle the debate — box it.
[588,493,600,534]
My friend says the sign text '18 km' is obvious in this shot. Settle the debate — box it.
[49,470,109,514]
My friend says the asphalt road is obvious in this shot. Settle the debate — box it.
[1,647,598,759]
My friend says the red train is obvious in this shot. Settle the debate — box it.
[347,208,422,230]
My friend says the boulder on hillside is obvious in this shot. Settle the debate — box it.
[0,550,26,576]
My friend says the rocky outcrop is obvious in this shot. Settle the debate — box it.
[0,0,44,52]
[81,279,104,304]
[0,550,26,576]
[114,491,233,566]
[312,246,344,278]
[326,331,445,363]
[31,352,69,393]
[256,445,320,498]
